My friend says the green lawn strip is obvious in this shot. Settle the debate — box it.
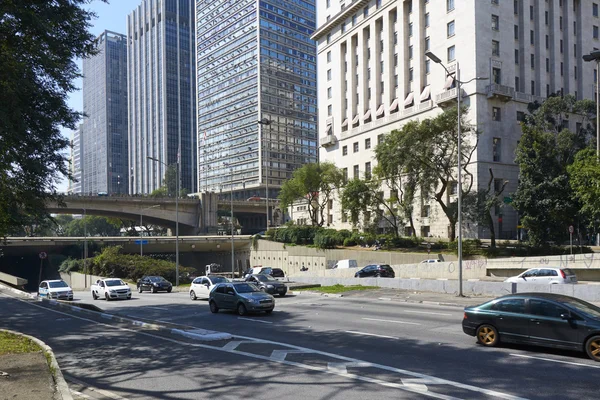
[295,284,379,294]
[0,331,42,356]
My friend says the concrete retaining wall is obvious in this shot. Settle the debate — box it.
[60,272,105,290]
[0,272,28,286]
[291,276,600,302]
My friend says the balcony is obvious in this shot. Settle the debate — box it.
[486,84,514,102]
[435,87,459,107]
[319,134,337,148]
[514,91,545,105]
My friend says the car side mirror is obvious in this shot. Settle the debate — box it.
[560,313,571,320]
[205,283,210,287]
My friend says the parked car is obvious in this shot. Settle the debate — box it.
[91,278,131,301]
[189,275,230,300]
[354,264,395,278]
[260,267,285,278]
[420,259,441,263]
[462,293,600,361]
[244,274,288,296]
[137,276,173,293]
[332,259,358,269]
[504,267,578,284]
[209,282,275,315]
[38,280,73,301]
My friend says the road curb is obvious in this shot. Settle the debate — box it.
[0,282,37,299]
[0,329,73,400]
[287,291,344,298]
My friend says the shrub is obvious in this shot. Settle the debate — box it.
[313,232,337,249]
[343,237,357,247]
[447,239,481,257]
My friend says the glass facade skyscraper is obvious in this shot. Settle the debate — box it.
[68,125,83,194]
[196,0,317,200]
[81,30,128,195]
[128,0,197,195]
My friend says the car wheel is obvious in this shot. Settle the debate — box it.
[585,335,600,361]
[190,290,197,300]
[237,303,247,316]
[138,286,143,293]
[476,324,499,347]
[265,309,273,314]
[151,286,157,293]
[209,300,219,314]
[279,293,286,297]
[167,287,172,293]
[105,293,110,301]
[92,291,98,300]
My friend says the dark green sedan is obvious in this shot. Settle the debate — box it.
[209,282,275,316]
[462,293,600,361]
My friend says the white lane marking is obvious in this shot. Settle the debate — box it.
[270,349,314,362]
[328,361,374,374]
[145,306,171,311]
[362,317,422,326]
[510,353,600,369]
[67,376,129,399]
[237,317,273,324]
[4,292,528,400]
[222,340,245,351]
[70,389,93,399]
[403,310,453,317]
[345,330,399,339]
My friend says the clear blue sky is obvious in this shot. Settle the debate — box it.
[59,0,140,191]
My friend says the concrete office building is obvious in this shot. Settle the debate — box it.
[128,0,197,195]
[81,30,128,195]
[312,0,599,239]
[68,125,83,194]
[195,0,318,207]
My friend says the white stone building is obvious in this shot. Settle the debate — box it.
[311,0,599,239]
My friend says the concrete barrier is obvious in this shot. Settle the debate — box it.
[60,272,105,290]
[290,276,600,302]
[0,271,28,287]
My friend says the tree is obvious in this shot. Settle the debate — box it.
[568,148,600,229]
[513,95,593,246]
[64,216,121,237]
[150,164,188,197]
[375,106,477,240]
[279,163,344,226]
[0,1,105,237]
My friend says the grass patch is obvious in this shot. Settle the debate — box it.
[0,331,42,356]
[295,284,378,294]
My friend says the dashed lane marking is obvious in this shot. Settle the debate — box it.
[403,310,453,317]
[66,376,129,399]
[238,317,273,324]
[362,317,422,325]
[345,330,400,339]
[509,353,600,369]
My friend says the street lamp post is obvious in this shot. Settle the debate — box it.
[230,167,234,278]
[258,118,271,233]
[583,50,600,245]
[425,51,488,297]
[147,156,179,287]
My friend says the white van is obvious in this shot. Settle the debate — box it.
[333,259,358,269]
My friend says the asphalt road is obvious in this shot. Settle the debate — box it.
[1,288,599,399]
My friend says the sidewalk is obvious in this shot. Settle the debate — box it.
[0,352,55,400]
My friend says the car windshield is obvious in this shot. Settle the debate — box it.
[255,274,276,282]
[235,283,260,293]
[147,276,166,282]
[561,298,600,319]
[209,276,228,284]
[105,279,126,287]
[48,281,69,288]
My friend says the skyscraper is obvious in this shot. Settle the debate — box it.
[196,0,318,204]
[68,125,83,194]
[128,0,197,195]
[81,30,128,195]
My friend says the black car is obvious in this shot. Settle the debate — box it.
[261,267,285,278]
[137,276,173,293]
[244,274,288,297]
[354,264,395,278]
[462,293,600,361]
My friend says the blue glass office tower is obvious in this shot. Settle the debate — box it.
[196,0,317,200]
[81,30,128,195]
[128,0,197,194]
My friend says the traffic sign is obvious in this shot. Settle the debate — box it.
[568,225,574,234]
[38,252,47,260]
[135,240,149,245]
[503,196,513,204]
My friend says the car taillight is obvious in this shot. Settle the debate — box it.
[463,313,468,320]
[560,270,566,279]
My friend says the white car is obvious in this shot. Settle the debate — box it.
[420,259,441,263]
[91,278,132,300]
[189,275,230,300]
[38,280,73,301]
[504,267,578,284]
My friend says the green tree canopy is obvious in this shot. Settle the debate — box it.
[64,216,121,237]
[279,162,344,226]
[568,148,600,228]
[0,1,104,237]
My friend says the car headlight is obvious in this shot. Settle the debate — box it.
[153,283,159,286]
[266,285,274,289]
[246,298,258,304]
[109,289,116,293]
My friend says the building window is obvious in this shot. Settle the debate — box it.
[514,25,519,40]
[363,6,368,18]
[327,33,331,44]
[408,45,413,59]
[493,137,501,162]
[514,49,519,64]
[342,146,348,156]
[327,69,332,81]
[515,76,520,91]
[342,168,348,183]
[409,67,414,81]
[516,111,525,122]
[327,51,331,62]
[353,142,359,153]
[425,59,431,73]
[492,107,501,121]
[376,0,382,9]
[594,3,599,17]
[327,105,332,116]
[514,0,518,14]
[447,0,455,12]
[531,80,535,95]
[594,26,599,39]
[530,5,534,20]
[365,162,371,179]
[408,23,413,36]
[546,58,550,72]
[447,20,455,37]
[378,134,384,145]
[365,138,371,149]
[327,87,332,99]
[421,205,431,218]
[530,30,534,45]
[353,165,359,179]
[425,37,430,51]
[492,67,501,84]
[494,178,503,193]
[530,54,534,69]
[492,40,500,56]
[449,182,458,195]
[425,13,430,27]
[492,15,499,31]
[341,22,346,33]
[447,45,456,61]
